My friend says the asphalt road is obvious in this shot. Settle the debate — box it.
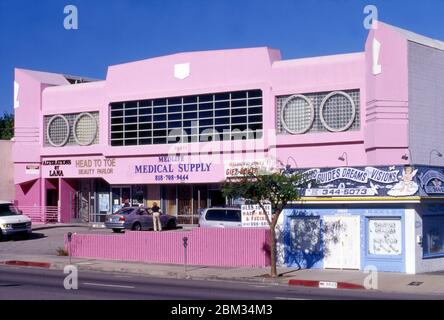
[0,265,441,300]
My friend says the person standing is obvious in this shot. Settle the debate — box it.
[151,202,162,231]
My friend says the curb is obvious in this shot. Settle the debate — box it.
[2,260,51,269]
[288,279,366,290]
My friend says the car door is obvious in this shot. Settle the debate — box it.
[203,209,226,228]
[139,209,151,230]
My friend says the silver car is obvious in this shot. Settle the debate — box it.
[198,207,242,228]
[105,207,177,233]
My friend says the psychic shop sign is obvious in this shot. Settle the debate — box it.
[301,166,404,197]
[134,156,212,182]
[302,167,400,184]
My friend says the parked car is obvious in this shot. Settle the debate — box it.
[105,206,177,233]
[0,201,32,240]
[198,207,242,228]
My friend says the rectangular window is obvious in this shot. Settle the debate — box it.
[423,215,444,256]
[368,218,402,256]
[109,89,263,146]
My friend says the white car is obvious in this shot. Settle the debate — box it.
[0,201,32,240]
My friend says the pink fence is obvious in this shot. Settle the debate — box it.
[66,228,271,267]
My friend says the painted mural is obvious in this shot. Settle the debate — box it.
[299,165,444,198]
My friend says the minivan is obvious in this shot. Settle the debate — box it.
[198,207,242,228]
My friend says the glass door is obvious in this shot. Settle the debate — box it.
[111,186,132,213]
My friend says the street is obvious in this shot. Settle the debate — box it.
[0,265,441,300]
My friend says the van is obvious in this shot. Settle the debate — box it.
[0,201,32,240]
[198,207,242,228]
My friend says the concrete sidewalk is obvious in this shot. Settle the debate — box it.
[0,253,443,297]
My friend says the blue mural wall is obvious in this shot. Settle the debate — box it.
[283,207,406,272]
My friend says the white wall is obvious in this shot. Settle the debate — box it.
[0,140,14,201]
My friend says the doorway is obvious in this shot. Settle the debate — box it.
[323,215,361,270]
[111,186,131,213]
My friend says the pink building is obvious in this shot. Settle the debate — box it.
[12,22,444,273]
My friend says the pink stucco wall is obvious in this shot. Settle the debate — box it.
[12,22,416,222]
[66,228,271,267]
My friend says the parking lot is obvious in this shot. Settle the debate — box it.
[0,224,190,257]
[0,226,118,256]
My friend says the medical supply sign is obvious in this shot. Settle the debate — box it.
[241,204,272,228]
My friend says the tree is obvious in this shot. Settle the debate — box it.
[0,112,14,140]
[222,164,307,278]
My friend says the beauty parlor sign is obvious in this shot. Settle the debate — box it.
[301,166,422,197]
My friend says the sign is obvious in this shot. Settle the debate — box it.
[25,165,40,175]
[135,155,212,182]
[418,170,444,195]
[241,204,271,228]
[225,158,276,178]
[98,193,110,212]
[302,166,420,198]
[368,219,402,255]
[42,160,72,177]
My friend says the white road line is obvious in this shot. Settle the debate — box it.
[83,282,135,289]
[250,285,272,288]
[274,296,308,300]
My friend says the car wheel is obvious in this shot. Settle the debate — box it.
[132,223,142,231]
[113,229,123,233]
[167,220,176,230]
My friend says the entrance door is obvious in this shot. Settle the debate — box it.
[323,215,360,270]
[111,186,131,213]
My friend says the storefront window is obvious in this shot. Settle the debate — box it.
[368,218,402,256]
[423,215,444,256]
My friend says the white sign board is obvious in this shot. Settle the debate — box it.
[25,165,40,175]
[225,159,272,178]
[241,204,272,228]
[368,219,402,255]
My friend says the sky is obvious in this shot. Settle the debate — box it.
[1,0,444,114]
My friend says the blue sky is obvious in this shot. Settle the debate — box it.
[1,0,443,114]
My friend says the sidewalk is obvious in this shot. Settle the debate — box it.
[1,253,444,297]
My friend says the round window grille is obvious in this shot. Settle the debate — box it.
[73,113,97,146]
[319,91,356,132]
[47,115,70,147]
[280,94,314,134]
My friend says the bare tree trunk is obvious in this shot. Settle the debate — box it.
[270,226,277,278]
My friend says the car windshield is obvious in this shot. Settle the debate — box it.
[0,203,21,217]
[114,207,136,215]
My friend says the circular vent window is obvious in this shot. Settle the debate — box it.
[320,91,356,132]
[73,113,97,146]
[47,115,70,147]
[280,94,314,134]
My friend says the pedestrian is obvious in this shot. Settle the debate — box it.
[151,202,162,231]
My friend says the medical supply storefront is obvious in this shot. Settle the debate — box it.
[39,154,242,224]
[280,165,444,274]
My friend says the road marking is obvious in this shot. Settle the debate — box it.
[274,296,308,300]
[83,282,135,289]
[249,285,271,288]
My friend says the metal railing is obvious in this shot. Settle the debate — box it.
[17,206,59,223]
